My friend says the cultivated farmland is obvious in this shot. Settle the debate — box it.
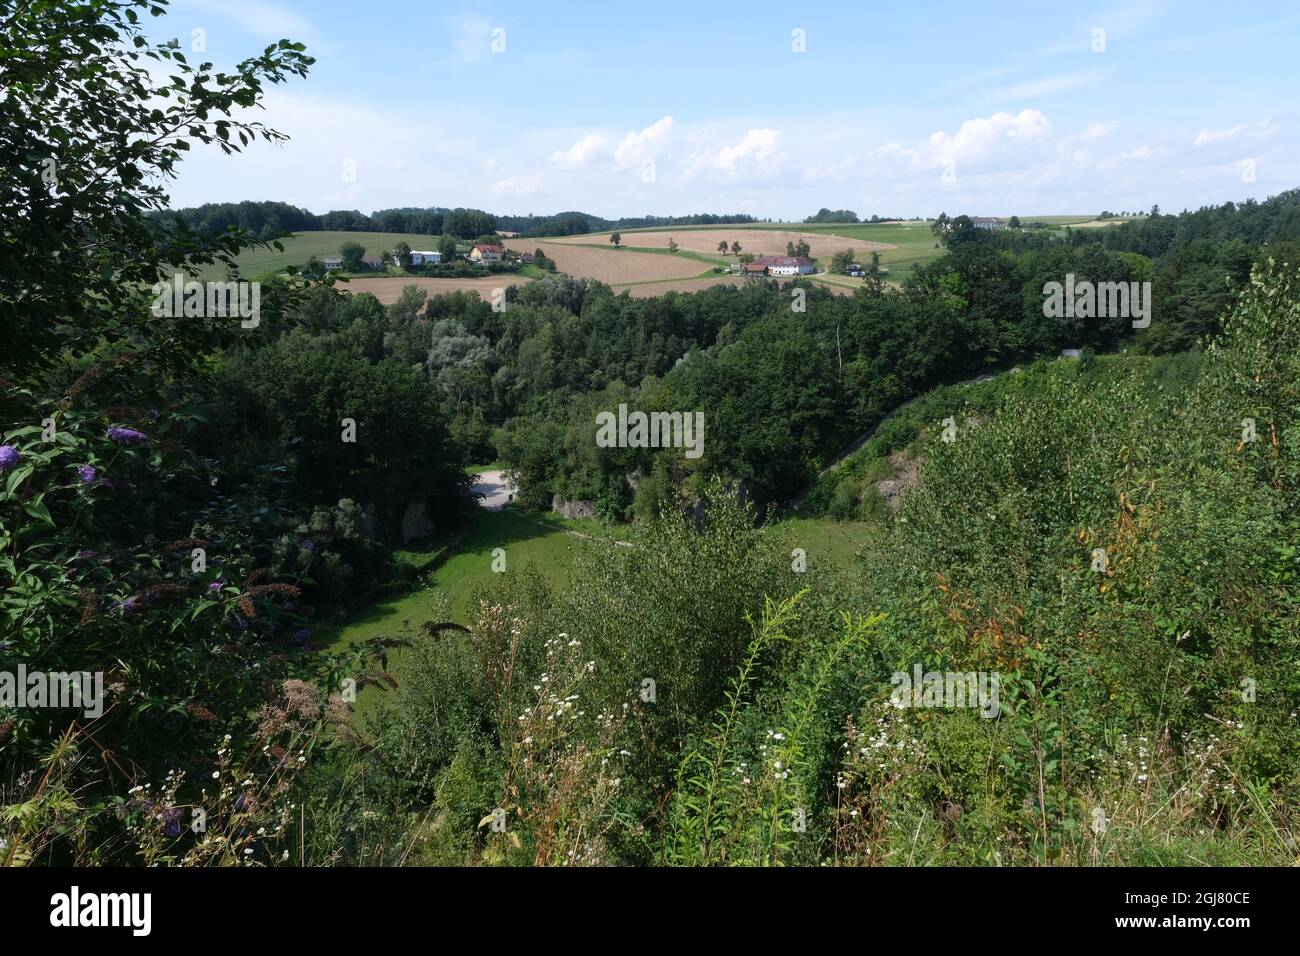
[553,228,893,262]
[503,239,709,283]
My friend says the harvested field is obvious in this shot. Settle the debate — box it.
[502,239,706,283]
[341,275,530,305]
[550,229,895,261]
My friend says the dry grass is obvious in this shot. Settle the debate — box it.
[503,239,706,283]
[550,229,895,261]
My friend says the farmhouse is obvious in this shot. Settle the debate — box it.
[742,261,770,276]
[755,255,816,276]
[360,254,385,269]
[409,250,442,266]
[469,243,504,264]
[319,256,343,271]
[971,217,1008,231]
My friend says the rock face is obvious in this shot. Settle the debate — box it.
[400,500,436,543]
[551,494,596,519]
[872,451,924,512]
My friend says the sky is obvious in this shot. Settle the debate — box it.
[155,0,1300,220]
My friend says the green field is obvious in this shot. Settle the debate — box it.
[196,230,442,280]
[580,220,944,284]
[197,218,1117,289]
[322,507,870,654]
[321,508,593,651]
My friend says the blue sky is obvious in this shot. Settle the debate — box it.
[158,0,1300,219]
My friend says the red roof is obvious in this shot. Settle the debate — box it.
[743,262,769,272]
[473,244,504,253]
[755,255,814,267]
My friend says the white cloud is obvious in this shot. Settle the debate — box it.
[989,69,1108,100]
[1079,122,1116,141]
[1096,142,1158,171]
[920,109,1052,170]
[551,133,608,169]
[1193,119,1277,147]
[179,0,315,41]
[685,128,781,177]
[492,174,543,196]
[614,116,674,169]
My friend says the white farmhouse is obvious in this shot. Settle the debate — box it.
[756,255,816,276]
[469,243,503,264]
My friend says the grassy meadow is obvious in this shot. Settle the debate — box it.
[196,230,442,280]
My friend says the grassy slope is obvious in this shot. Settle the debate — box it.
[196,231,444,280]
[196,219,1113,287]
[320,508,588,649]
[804,351,1204,521]
[322,507,871,651]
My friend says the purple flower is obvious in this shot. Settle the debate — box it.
[161,807,183,837]
[106,427,148,444]
[301,539,317,553]
[0,445,19,471]
[117,595,142,615]
[76,549,97,560]
[281,599,295,611]
[208,581,223,592]
[292,628,311,642]
[76,464,97,484]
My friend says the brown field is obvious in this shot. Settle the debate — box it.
[503,239,706,283]
[341,275,530,305]
[548,229,895,261]
[1071,218,1132,228]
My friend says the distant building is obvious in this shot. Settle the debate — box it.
[742,261,769,276]
[518,253,535,264]
[409,250,442,266]
[469,244,504,264]
[319,256,343,271]
[360,254,385,269]
[971,217,1008,231]
[755,255,816,276]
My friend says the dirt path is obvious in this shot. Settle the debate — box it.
[470,470,517,510]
